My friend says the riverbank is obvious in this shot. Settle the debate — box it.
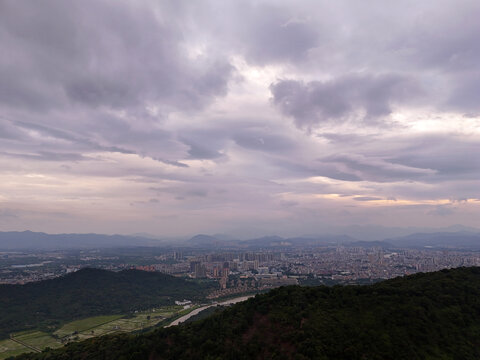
[166,294,256,327]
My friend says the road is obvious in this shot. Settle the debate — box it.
[166,294,256,327]
[9,336,41,353]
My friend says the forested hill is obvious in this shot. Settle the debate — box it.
[16,267,480,360]
[0,268,214,339]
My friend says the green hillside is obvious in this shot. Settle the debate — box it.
[13,267,480,360]
[0,268,214,339]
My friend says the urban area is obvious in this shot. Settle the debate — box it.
[2,245,479,297]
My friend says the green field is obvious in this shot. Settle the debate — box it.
[0,338,32,360]
[54,315,124,338]
[89,307,183,334]
[12,331,62,351]
[0,306,191,359]
[0,330,64,359]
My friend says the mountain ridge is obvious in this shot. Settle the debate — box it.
[2,229,480,250]
[0,231,160,250]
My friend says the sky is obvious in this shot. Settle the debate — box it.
[0,0,479,238]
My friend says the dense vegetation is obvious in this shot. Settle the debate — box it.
[15,267,480,360]
[0,268,215,339]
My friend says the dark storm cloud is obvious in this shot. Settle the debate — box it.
[270,74,422,128]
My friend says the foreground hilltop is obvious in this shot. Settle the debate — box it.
[15,267,480,360]
[0,268,214,339]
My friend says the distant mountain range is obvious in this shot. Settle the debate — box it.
[185,231,480,249]
[239,234,358,247]
[387,231,480,249]
[1,229,480,250]
[0,231,161,250]
[187,234,228,247]
[321,224,480,241]
[185,234,360,248]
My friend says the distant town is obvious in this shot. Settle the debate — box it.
[2,242,479,297]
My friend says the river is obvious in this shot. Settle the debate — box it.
[166,294,256,327]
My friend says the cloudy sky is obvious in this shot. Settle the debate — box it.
[0,0,479,238]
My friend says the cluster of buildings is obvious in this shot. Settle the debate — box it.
[127,247,480,287]
[2,246,480,288]
[282,247,480,281]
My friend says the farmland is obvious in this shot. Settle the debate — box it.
[0,305,192,359]
[0,338,29,360]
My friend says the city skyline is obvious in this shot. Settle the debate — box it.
[1,0,479,237]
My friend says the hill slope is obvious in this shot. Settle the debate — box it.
[0,268,214,339]
[15,267,480,360]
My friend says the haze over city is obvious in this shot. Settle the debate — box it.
[1,0,479,238]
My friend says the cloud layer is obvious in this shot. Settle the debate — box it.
[0,0,479,237]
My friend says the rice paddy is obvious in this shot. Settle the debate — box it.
[0,305,192,359]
